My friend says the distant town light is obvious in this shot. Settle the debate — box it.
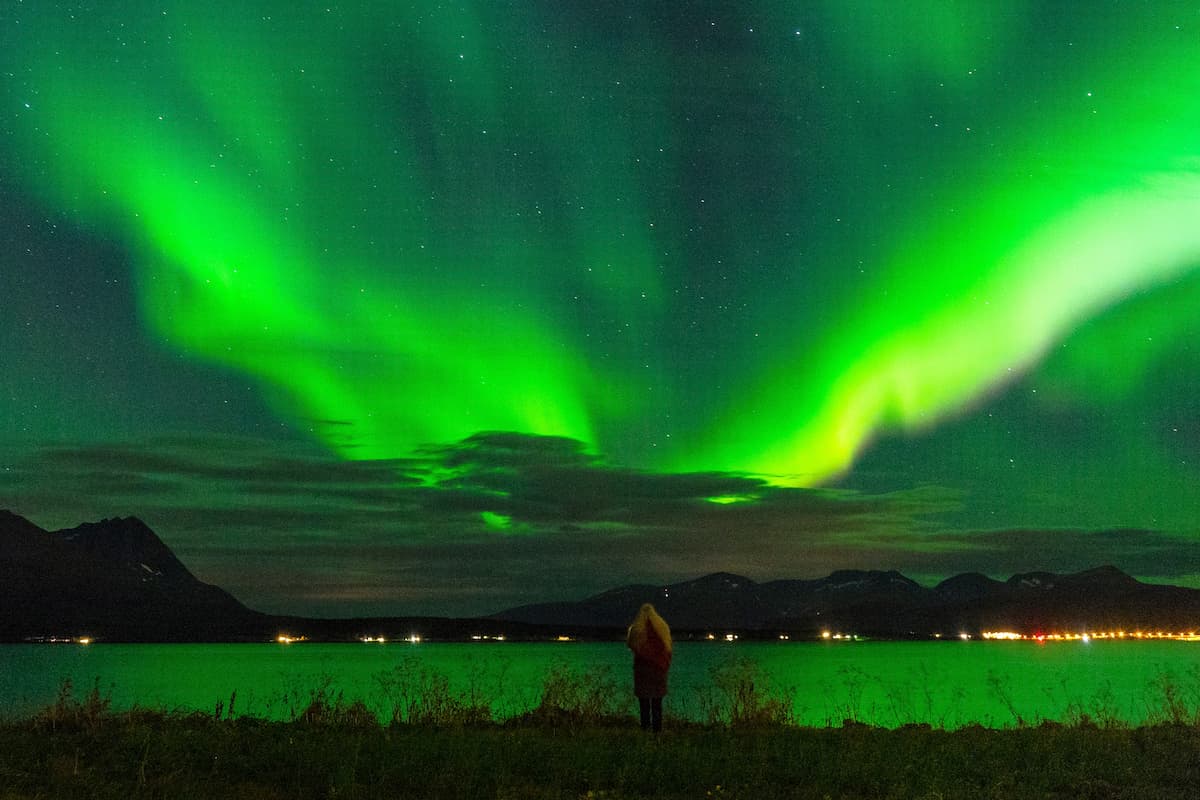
[77,637,91,645]
[980,630,1200,642]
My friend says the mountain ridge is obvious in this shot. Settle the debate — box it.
[493,565,1200,636]
[6,510,1200,641]
[0,510,265,641]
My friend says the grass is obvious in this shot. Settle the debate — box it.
[6,660,1200,798]
[6,714,1200,799]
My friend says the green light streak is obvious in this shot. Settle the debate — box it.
[5,2,643,456]
[3,2,1197,489]
[676,14,1200,484]
[706,495,757,506]
[479,512,511,530]
[738,177,1200,485]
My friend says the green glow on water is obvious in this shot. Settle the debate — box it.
[3,642,1198,728]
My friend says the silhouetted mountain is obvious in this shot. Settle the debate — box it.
[495,569,918,633]
[934,572,1005,602]
[0,510,265,641]
[9,510,1200,642]
[494,566,1200,637]
[0,510,609,643]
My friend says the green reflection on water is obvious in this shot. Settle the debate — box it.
[2,641,1198,728]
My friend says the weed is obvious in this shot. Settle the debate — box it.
[31,678,113,733]
[699,656,794,727]
[985,670,1026,728]
[519,660,626,726]
[375,657,495,726]
[1143,668,1200,725]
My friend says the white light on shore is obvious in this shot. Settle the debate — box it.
[980,630,1200,641]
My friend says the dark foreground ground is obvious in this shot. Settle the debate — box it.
[4,714,1200,800]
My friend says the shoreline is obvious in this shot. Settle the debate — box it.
[4,710,1199,799]
[5,666,1200,798]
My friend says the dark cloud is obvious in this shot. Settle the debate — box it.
[3,432,1195,616]
[909,528,1200,580]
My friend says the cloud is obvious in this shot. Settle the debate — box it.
[4,431,1192,616]
[905,527,1200,579]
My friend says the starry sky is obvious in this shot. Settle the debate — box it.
[2,1,1198,617]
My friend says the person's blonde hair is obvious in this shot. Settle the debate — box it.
[627,602,672,654]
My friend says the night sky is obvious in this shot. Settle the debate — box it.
[2,2,1198,617]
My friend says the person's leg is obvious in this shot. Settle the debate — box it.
[639,697,651,730]
[651,697,663,733]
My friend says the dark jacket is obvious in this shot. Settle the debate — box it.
[631,623,671,698]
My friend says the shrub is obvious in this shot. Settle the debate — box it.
[518,660,626,727]
[374,657,494,726]
[1143,668,1200,726]
[698,656,794,727]
[32,678,113,733]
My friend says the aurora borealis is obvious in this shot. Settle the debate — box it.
[2,2,1198,615]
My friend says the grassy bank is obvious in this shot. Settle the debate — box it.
[6,659,1200,798]
[5,712,1200,799]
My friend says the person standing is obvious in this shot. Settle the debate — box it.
[626,603,672,732]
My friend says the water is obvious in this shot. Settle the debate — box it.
[3,640,1199,728]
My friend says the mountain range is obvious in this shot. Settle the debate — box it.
[493,567,1200,637]
[5,509,1200,641]
[0,509,266,641]
[0,510,526,642]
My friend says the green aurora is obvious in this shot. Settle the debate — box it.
[3,1,1199,566]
